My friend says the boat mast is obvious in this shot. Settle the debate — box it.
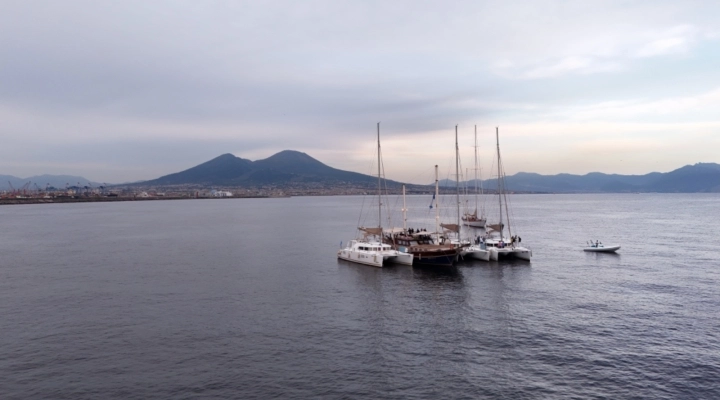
[377,122,382,231]
[455,125,461,237]
[474,125,479,215]
[496,127,502,236]
[402,184,407,232]
[434,164,440,237]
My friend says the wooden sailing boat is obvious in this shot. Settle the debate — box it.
[384,163,459,267]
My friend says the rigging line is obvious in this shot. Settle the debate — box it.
[356,132,382,235]
[500,156,514,239]
[380,147,395,229]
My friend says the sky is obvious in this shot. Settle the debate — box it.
[1,0,719,184]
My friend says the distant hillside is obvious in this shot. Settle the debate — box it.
[136,150,389,187]
[0,174,101,191]
[441,163,720,193]
[5,157,719,193]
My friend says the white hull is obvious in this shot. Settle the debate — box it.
[462,219,486,228]
[488,246,532,261]
[513,247,532,260]
[337,249,384,267]
[337,240,414,268]
[584,245,620,253]
[461,245,490,261]
[388,252,414,265]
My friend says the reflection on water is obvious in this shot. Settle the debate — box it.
[1,194,719,399]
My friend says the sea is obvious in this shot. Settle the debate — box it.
[1,194,719,399]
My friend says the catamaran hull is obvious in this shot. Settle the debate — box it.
[337,249,414,267]
[461,247,490,261]
[337,250,384,267]
[513,248,532,260]
[489,250,498,261]
[388,252,414,265]
[489,247,532,261]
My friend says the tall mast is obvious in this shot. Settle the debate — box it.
[434,164,440,236]
[474,125,479,214]
[496,127,502,235]
[455,125,461,234]
[377,122,382,230]
[402,184,407,231]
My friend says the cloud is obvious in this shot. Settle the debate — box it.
[491,22,717,80]
[493,57,624,79]
[543,87,720,122]
[0,1,719,182]
[635,25,702,58]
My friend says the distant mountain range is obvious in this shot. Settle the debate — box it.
[4,152,719,193]
[135,151,390,187]
[135,151,720,193]
[0,174,101,191]
[440,162,720,193]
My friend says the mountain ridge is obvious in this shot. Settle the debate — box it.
[3,154,719,193]
[441,162,720,193]
[0,174,101,191]
[136,150,386,187]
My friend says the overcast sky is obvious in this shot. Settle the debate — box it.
[2,0,719,184]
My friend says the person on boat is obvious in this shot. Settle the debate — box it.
[595,240,599,247]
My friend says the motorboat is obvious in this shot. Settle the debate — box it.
[583,241,620,253]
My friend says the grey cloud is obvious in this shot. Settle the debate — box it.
[1,0,719,181]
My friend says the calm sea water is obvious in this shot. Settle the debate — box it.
[1,194,719,399]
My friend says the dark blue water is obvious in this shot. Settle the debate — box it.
[1,194,719,399]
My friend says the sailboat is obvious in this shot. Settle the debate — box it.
[337,123,414,267]
[484,127,532,261]
[383,166,460,267]
[444,125,490,261]
[462,125,487,228]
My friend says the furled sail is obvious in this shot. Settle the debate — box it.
[440,223,460,233]
[359,227,383,236]
[486,223,504,232]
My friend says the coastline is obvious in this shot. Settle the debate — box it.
[0,195,273,206]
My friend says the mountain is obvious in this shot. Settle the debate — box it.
[0,174,102,191]
[140,153,720,192]
[137,150,383,187]
[442,163,720,193]
[646,163,720,192]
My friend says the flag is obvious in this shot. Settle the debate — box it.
[429,193,435,209]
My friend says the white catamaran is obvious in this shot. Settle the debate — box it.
[485,127,532,261]
[444,125,490,261]
[337,123,413,267]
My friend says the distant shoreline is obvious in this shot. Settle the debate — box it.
[0,195,274,206]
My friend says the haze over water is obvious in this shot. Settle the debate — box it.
[1,194,719,399]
